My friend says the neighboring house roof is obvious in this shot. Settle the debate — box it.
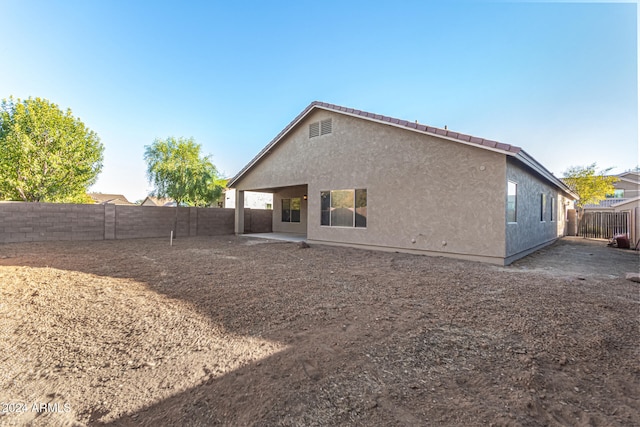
[615,171,640,185]
[584,196,640,211]
[141,196,176,207]
[610,196,640,210]
[88,193,133,205]
[580,171,639,207]
[583,198,629,210]
[228,101,577,198]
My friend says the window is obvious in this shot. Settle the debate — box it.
[613,189,625,198]
[320,189,367,228]
[309,118,332,138]
[507,181,517,223]
[540,194,546,222]
[550,196,554,222]
[281,198,300,222]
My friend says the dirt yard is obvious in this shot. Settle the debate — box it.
[0,236,638,426]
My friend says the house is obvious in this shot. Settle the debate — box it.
[88,193,134,205]
[581,171,639,208]
[582,197,640,247]
[581,171,640,246]
[610,170,639,200]
[224,189,273,210]
[228,101,578,265]
[141,196,176,207]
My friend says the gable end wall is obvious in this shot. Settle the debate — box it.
[235,110,509,263]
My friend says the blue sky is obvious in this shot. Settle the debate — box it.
[1,1,637,202]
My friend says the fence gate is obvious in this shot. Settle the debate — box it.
[579,211,629,239]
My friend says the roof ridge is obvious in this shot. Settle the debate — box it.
[229,101,523,187]
[312,101,521,154]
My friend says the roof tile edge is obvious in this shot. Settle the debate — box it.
[229,101,524,187]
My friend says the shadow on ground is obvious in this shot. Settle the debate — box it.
[0,236,638,426]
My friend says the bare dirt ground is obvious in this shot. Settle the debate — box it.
[0,236,638,426]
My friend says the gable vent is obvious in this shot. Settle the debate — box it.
[309,122,320,138]
[320,118,332,135]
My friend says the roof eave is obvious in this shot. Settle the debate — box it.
[315,104,521,157]
[611,196,640,208]
[229,102,574,199]
[229,101,521,188]
[515,150,579,199]
[616,175,640,184]
[228,102,321,187]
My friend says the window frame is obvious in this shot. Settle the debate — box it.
[281,197,301,223]
[506,181,517,224]
[540,193,546,222]
[320,189,367,228]
[612,189,625,198]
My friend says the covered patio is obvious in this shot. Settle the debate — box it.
[234,184,308,238]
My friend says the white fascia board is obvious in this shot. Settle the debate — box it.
[227,108,317,188]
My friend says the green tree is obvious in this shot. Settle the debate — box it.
[144,137,224,207]
[563,163,619,209]
[0,96,104,202]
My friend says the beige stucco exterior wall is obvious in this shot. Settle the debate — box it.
[234,110,509,263]
[272,185,307,234]
[505,158,569,263]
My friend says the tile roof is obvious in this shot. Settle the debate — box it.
[583,198,637,209]
[228,102,577,197]
[88,193,133,205]
[616,171,640,184]
[311,101,522,155]
[141,196,176,207]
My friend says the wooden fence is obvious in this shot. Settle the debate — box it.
[579,211,629,239]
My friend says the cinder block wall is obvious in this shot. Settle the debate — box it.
[0,203,261,243]
[116,206,189,239]
[246,209,273,233]
[197,208,236,235]
[0,202,105,243]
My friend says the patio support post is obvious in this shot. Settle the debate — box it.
[234,190,245,235]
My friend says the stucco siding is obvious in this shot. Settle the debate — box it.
[235,110,507,262]
[272,186,307,234]
[505,158,566,261]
